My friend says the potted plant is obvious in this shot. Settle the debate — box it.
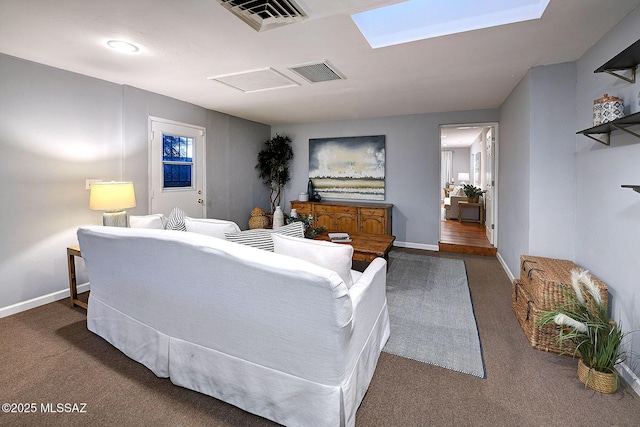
[537,269,631,393]
[462,184,485,203]
[256,134,294,214]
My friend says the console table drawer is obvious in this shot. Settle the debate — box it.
[360,208,385,217]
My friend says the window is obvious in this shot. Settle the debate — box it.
[162,134,193,188]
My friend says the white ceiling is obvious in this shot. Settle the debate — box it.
[441,125,488,148]
[1,0,639,126]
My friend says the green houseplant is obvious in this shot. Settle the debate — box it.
[537,269,629,393]
[285,214,326,239]
[462,184,485,203]
[256,134,294,214]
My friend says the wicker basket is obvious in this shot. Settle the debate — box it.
[248,215,269,230]
[519,255,608,311]
[512,280,576,355]
[577,358,618,393]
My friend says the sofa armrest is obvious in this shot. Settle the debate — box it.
[345,257,389,360]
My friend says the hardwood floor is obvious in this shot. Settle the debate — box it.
[439,217,497,256]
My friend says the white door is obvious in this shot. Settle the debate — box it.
[485,127,495,244]
[150,118,206,218]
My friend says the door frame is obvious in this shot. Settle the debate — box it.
[438,122,499,248]
[148,116,207,217]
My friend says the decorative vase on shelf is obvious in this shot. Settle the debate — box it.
[273,206,284,229]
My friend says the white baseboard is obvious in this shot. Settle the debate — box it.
[0,282,90,319]
[617,361,640,396]
[393,241,440,252]
[496,251,515,282]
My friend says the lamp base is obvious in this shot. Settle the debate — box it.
[103,210,128,227]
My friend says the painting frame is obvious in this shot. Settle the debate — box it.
[309,135,386,200]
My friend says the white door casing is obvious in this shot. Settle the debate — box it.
[149,117,206,218]
[485,127,495,244]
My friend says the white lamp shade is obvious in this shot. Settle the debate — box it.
[89,182,136,211]
[457,172,470,182]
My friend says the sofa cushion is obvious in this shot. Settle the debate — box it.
[451,185,465,197]
[129,213,165,229]
[184,217,241,239]
[272,233,354,288]
[165,207,187,231]
[225,221,304,251]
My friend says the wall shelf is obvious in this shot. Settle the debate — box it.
[577,111,640,145]
[621,185,640,193]
[594,38,640,83]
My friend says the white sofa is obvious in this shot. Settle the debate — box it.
[77,225,390,427]
[444,196,482,220]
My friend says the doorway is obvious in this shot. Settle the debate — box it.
[439,123,498,256]
[149,117,206,218]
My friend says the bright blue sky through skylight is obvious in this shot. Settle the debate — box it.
[352,0,551,48]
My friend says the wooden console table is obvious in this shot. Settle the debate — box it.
[457,201,484,224]
[290,200,393,235]
[67,245,87,309]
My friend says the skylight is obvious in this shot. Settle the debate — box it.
[352,0,550,49]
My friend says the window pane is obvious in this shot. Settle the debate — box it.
[162,133,193,188]
[163,134,193,162]
[164,164,192,188]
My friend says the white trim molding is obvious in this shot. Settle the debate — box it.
[393,241,440,252]
[617,361,640,396]
[496,251,515,282]
[0,282,89,319]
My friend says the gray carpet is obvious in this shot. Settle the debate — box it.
[383,251,486,378]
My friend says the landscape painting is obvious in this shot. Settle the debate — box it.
[309,135,385,200]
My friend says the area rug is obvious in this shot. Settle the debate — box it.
[383,251,486,378]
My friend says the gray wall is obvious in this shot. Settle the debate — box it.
[574,7,640,371]
[0,54,269,312]
[452,147,471,185]
[498,7,640,378]
[498,62,577,276]
[272,109,500,248]
[529,63,578,259]
[496,73,532,273]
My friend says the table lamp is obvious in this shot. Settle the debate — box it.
[457,172,470,185]
[89,181,136,227]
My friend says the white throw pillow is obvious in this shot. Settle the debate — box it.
[129,214,165,229]
[272,233,354,288]
[452,186,465,197]
[184,217,241,239]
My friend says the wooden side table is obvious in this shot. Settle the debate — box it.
[67,245,87,309]
[457,201,484,224]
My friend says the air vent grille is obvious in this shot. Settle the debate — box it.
[216,0,307,32]
[288,61,346,83]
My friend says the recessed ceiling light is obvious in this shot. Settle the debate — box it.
[352,0,550,48]
[106,40,140,53]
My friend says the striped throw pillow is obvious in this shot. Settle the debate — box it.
[165,207,187,231]
[225,221,304,251]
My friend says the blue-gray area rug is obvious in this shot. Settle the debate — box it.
[383,251,486,378]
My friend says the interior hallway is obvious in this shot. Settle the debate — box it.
[439,217,497,256]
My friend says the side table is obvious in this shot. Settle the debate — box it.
[67,245,87,309]
[457,201,484,224]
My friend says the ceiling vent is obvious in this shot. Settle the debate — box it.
[216,0,308,32]
[208,67,300,93]
[288,61,346,83]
